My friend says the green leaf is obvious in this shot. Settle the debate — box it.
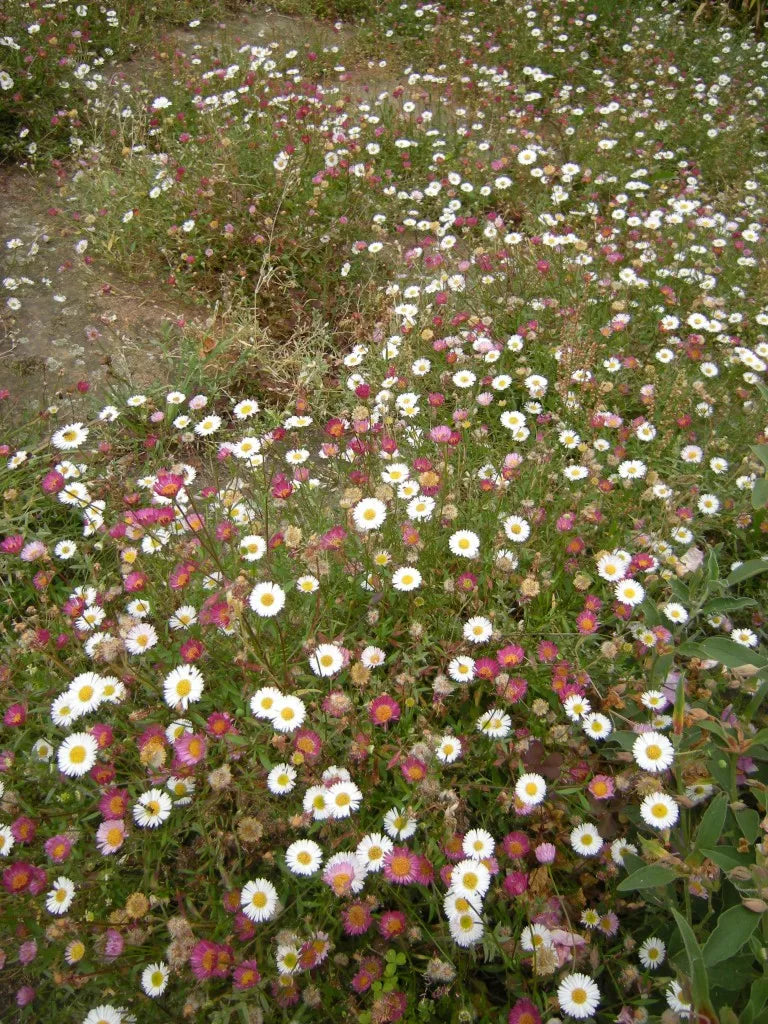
[749,977,768,1017]
[701,846,751,871]
[751,479,768,510]
[726,558,768,586]
[749,444,768,470]
[734,808,761,843]
[678,637,768,670]
[617,865,678,892]
[705,547,720,584]
[747,677,768,720]
[703,905,761,966]
[671,907,710,1009]
[701,596,756,615]
[694,793,727,851]
[650,651,674,687]
[708,754,733,795]
[640,596,660,626]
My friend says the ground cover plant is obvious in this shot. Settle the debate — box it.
[2,1,768,1022]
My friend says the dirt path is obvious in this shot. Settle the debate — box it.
[0,166,203,419]
[0,6,392,423]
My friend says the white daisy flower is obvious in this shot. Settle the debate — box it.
[515,773,547,807]
[356,832,393,872]
[352,497,387,531]
[57,733,98,777]
[638,936,666,970]
[240,878,279,922]
[285,839,323,876]
[632,731,674,773]
[249,582,286,618]
[448,530,480,557]
[435,735,462,763]
[133,789,173,828]
[640,792,679,830]
[267,763,297,795]
[141,962,169,997]
[46,876,76,915]
[309,643,344,677]
[557,973,601,1019]
[462,829,495,860]
[570,823,603,857]
[163,665,204,710]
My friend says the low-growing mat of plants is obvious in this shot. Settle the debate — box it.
[1,0,768,1021]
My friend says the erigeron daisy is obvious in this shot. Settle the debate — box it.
[304,785,332,821]
[666,980,693,1018]
[55,540,77,559]
[163,665,204,710]
[633,731,674,772]
[383,808,418,840]
[596,553,627,581]
[267,763,297,795]
[563,694,591,720]
[685,782,714,805]
[557,973,601,1019]
[352,497,387,531]
[46,876,76,915]
[124,621,158,655]
[356,832,393,872]
[444,891,483,918]
[167,777,195,805]
[52,423,89,451]
[615,578,645,606]
[640,792,679,830]
[449,910,484,947]
[610,838,639,866]
[296,575,319,593]
[463,616,493,644]
[240,878,279,922]
[166,719,193,743]
[328,780,363,818]
[249,582,286,618]
[520,923,554,952]
[450,859,491,899]
[449,530,480,557]
[436,735,463,763]
[285,840,323,876]
[269,695,306,733]
[582,712,612,740]
[83,1006,128,1024]
[662,602,689,624]
[0,825,16,857]
[503,515,530,542]
[133,789,173,829]
[515,773,547,807]
[391,566,422,591]
[309,643,344,677]
[169,605,197,630]
[638,936,666,970]
[407,495,435,520]
[731,627,758,648]
[640,689,668,711]
[240,535,266,561]
[570,823,603,857]
[67,672,104,714]
[32,738,53,761]
[448,656,476,683]
[51,694,79,728]
[57,733,98,777]
[194,415,222,437]
[476,708,512,738]
[361,646,386,668]
[462,829,495,860]
[140,962,169,997]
